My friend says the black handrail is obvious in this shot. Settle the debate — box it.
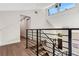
[28,32,68,36]
[68,29,72,56]
[36,30,39,56]
[26,29,28,48]
[28,32,79,41]
[27,29,69,56]
[26,28,79,56]
[26,28,79,30]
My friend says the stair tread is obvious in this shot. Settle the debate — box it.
[27,39,49,56]
[39,50,48,56]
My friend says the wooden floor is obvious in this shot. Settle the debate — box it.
[0,38,36,56]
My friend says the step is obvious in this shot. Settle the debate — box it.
[39,50,49,56]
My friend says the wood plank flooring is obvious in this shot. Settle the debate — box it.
[0,38,36,56]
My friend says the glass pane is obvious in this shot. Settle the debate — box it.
[48,7,58,15]
[59,3,75,11]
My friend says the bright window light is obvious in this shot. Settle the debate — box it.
[48,3,75,16]
[59,3,75,11]
[48,7,58,16]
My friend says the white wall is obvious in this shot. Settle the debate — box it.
[45,4,79,28]
[20,9,46,38]
[0,9,46,46]
[30,9,46,29]
[0,11,21,46]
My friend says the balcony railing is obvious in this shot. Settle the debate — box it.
[25,28,79,56]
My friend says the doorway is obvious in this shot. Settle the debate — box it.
[20,15,31,41]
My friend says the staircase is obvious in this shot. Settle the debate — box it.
[28,39,49,56]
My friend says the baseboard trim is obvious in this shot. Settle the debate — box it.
[0,39,20,47]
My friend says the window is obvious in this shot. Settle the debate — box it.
[59,3,75,11]
[48,7,58,16]
[48,3,75,16]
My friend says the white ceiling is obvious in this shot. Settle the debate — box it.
[0,3,53,11]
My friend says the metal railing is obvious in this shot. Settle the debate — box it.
[26,28,79,56]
